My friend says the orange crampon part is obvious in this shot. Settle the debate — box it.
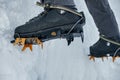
[22,44,33,51]
[89,55,120,62]
[89,56,95,61]
[14,38,26,45]
[13,38,43,51]
[112,56,120,62]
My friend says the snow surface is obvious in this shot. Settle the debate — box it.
[0,0,120,80]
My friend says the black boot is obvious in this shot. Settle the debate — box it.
[90,35,120,58]
[13,3,85,44]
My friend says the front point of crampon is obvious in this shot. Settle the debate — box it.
[11,37,43,51]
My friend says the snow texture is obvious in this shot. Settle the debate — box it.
[0,0,120,80]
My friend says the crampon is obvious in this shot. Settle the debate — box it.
[89,35,120,62]
[11,32,84,51]
[11,37,43,51]
[89,55,120,62]
[11,1,85,51]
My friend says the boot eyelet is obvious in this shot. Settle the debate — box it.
[107,42,110,46]
[59,10,66,14]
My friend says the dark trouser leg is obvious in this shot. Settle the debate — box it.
[85,0,119,38]
[85,0,120,57]
[40,0,75,6]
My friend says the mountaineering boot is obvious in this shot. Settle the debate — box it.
[12,2,85,51]
[89,35,120,62]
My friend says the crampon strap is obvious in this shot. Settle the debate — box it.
[36,1,83,17]
[100,35,120,46]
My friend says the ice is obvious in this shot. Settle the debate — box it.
[0,0,120,80]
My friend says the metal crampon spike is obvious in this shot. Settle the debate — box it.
[36,38,43,49]
[89,56,95,62]
[112,56,120,62]
[14,38,26,46]
[80,32,84,42]
[66,36,74,46]
[106,56,108,60]
[101,57,104,62]
[101,56,108,62]
[22,44,33,51]
[112,56,116,62]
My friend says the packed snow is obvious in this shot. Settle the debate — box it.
[0,0,120,80]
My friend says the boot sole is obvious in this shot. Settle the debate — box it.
[14,23,84,42]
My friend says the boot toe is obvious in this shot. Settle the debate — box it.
[15,25,26,34]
